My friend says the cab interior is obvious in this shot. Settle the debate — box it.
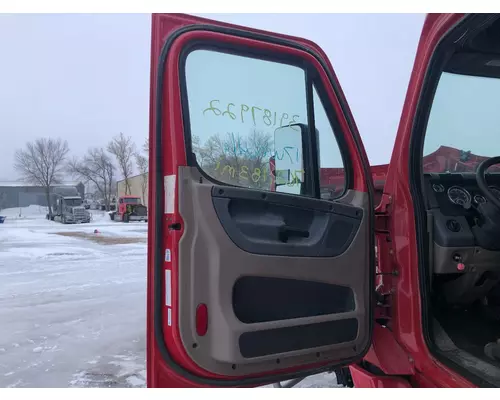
[417,15,500,387]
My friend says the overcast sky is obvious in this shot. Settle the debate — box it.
[0,13,425,181]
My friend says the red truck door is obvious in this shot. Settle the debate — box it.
[147,13,376,387]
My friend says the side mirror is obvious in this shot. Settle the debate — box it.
[272,123,318,195]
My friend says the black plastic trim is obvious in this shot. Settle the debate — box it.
[212,185,362,219]
[305,69,321,198]
[408,13,499,388]
[154,22,376,387]
[212,196,361,257]
[309,69,351,198]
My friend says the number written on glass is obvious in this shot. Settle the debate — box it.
[203,100,300,129]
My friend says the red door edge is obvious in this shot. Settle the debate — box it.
[378,13,478,388]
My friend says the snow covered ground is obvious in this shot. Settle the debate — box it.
[0,206,339,388]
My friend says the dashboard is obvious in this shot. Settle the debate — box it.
[425,173,500,216]
[424,173,500,275]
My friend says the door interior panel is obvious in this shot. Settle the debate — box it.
[176,166,371,376]
[212,186,363,257]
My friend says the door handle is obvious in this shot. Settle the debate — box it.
[278,225,309,242]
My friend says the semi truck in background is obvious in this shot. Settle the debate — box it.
[47,186,91,224]
[109,195,148,222]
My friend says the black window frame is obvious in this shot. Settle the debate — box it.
[311,73,352,199]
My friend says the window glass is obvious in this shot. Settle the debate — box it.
[123,198,140,204]
[423,72,500,173]
[185,50,307,193]
[184,49,347,198]
[64,198,82,206]
[313,85,346,199]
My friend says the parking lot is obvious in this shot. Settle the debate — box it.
[0,205,339,388]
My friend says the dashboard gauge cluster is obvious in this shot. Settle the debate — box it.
[432,183,445,193]
[447,186,471,207]
[474,194,486,204]
[426,174,500,218]
[433,183,500,206]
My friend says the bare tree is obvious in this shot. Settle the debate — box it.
[14,138,70,217]
[107,132,135,195]
[191,135,203,166]
[68,148,116,211]
[194,130,273,190]
[140,138,149,170]
[135,153,149,205]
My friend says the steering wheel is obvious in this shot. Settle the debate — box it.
[476,156,500,210]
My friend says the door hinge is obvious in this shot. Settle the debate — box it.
[375,193,392,234]
[374,193,397,315]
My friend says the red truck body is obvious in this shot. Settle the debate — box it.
[315,146,499,206]
[112,196,148,223]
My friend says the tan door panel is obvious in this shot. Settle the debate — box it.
[176,166,371,376]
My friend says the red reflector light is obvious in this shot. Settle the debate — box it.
[196,304,208,336]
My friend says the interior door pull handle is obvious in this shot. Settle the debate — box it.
[278,225,309,242]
